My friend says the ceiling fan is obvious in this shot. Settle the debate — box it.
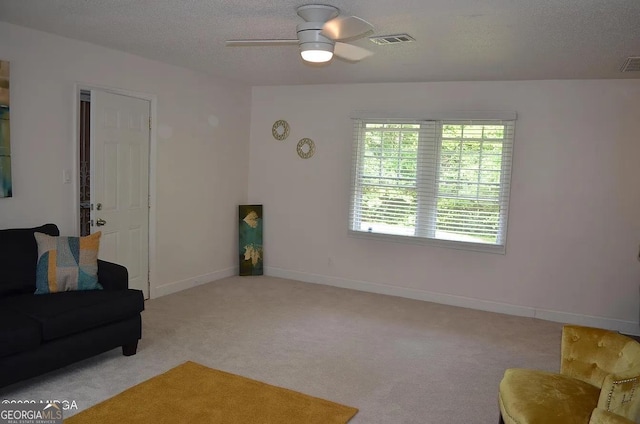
[226,4,374,64]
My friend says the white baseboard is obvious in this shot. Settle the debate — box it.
[265,266,640,336]
[150,267,237,299]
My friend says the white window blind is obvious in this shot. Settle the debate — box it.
[349,118,515,253]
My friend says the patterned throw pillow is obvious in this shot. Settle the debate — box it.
[34,232,103,294]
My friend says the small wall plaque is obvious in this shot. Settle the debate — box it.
[272,120,290,141]
[297,138,315,159]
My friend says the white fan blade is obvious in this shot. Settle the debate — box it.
[334,42,373,62]
[226,39,298,46]
[321,16,373,41]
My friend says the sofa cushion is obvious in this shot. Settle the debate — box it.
[34,232,102,294]
[0,224,59,296]
[0,310,41,358]
[1,289,144,341]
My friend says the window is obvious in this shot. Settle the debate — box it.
[349,118,515,253]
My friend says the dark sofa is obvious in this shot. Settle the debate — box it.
[0,224,144,388]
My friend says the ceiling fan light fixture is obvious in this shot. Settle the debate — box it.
[227,5,374,65]
[301,49,333,63]
[299,42,334,63]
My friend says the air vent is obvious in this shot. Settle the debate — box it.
[369,34,415,45]
[621,57,640,72]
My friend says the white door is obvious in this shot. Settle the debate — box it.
[90,90,150,298]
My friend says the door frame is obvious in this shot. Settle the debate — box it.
[72,83,157,298]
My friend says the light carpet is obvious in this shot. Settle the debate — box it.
[1,276,563,423]
[65,361,357,424]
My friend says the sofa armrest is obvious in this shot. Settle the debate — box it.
[589,408,636,424]
[97,260,129,291]
[596,369,640,422]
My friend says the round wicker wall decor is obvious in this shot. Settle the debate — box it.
[272,120,290,141]
[297,138,315,159]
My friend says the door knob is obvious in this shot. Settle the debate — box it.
[96,218,107,227]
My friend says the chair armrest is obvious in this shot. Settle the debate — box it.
[97,260,129,291]
[596,369,640,422]
[589,408,636,424]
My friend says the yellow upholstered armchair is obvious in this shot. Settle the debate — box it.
[498,325,640,424]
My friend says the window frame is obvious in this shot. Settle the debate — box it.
[348,117,515,254]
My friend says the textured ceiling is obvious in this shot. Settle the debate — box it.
[1,0,639,86]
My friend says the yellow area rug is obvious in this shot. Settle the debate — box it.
[65,361,358,424]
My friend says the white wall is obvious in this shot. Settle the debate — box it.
[0,22,251,295]
[249,80,640,334]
